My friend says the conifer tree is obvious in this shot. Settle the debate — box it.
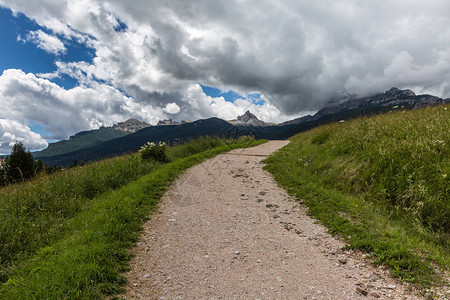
[5,142,35,183]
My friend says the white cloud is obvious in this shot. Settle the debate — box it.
[22,30,67,55]
[0,119,48,155]
[0,69,167,139]
[163,102,180,114]
[0,0,449,147]
[180,84,292,123]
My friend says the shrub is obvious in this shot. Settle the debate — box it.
[139,142,168,162]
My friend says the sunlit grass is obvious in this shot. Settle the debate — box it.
[265,104,449,291]
[0,136,264,299]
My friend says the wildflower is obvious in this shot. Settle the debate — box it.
[139,141,168,162]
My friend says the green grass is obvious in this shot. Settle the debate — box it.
[0,136,265,299]
[265,104,449,291]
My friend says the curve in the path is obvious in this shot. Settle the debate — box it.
[124,140,418,300]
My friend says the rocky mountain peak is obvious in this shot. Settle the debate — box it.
[237,110,258,123]
[386,87,415,97]
[157,119,179,126]
[403,89,416,96]
[387,87,400,93]
[229,110,268,126]
[156,119,192,126]
[112,118,151,132]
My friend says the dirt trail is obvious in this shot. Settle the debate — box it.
[124,141,420,299]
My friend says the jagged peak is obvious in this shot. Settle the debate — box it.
[237,110,258,122]
[386,87,415,96]
[112,118,151,132]
[157,119,179,126]
[231,110,269,126]
[403,89,416,96]
[387,87,400,93]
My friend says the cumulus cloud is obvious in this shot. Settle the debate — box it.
[179,84,293,123]
[0,69,166,139]
[20,30,67,55]
[1,0,450,144]
[0,119,48,154]
[163,102,181,114]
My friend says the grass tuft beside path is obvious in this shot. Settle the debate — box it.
[0,136,265,299]
[264,104,449,293]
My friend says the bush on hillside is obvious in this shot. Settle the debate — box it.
[139,141,168,162]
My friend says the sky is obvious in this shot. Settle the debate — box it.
[0,1,449,154]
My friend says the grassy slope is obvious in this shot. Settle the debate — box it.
[265,105,449,291]
[0,137,265,299]
[34,127,129,158]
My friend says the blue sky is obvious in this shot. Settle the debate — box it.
[0,8,52,74]
[200,85,265,105]
[0,7,94,89]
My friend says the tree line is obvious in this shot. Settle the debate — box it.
[0,142,46,186]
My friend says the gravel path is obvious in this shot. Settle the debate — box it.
[123,141,420,299]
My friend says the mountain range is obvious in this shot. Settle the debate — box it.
[281,87,447,126]
[33,88,449,166]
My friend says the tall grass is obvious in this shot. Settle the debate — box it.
[265,104,449,289]
[0,136,257,284]
[315,105,449,234]
[0,136,264,299]
[0,154,155,279]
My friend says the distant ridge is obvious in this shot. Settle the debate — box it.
[34,127,129,158]
[34,118,151,158]
[37,118,252,166]
[281,87,448,126]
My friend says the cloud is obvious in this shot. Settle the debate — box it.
[20,30,67,55]
[179,84,294,123]
[0,119,48,154]
[0,69,167,139]
[163,102,181,114]
[0,0,449,141]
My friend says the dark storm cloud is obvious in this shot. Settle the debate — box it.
[103,0,450,113]
[1,0,449,138]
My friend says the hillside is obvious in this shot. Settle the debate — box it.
[265,104,450,289]
[34,119,153,158]
[38,118,253,166]
[34,127,130,158]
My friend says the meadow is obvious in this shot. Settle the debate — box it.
[0,136,264,299]
[265,104,449,293]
